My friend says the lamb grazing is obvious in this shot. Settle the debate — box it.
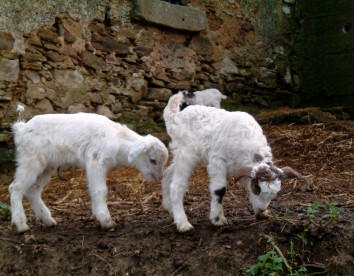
[9,108,168,232]
[162,92,302,232]
[181,88,227,108]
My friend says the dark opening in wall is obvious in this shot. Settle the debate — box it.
[160,0,196,6]
[161,0,184,5]
[342,24,350,33]
[161,0,189,6]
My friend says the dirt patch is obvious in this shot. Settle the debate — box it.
[0,120,353,275]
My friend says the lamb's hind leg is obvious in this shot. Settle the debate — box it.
[9,162,43,232]
[207,161,228,226]
[25,168,57,227]
[9,181,30,232]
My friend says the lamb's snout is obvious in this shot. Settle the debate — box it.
[258,207,266,213]
[257,209,271,219]
[153,174,163,183]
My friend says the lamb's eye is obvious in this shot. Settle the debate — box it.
[150,159,157,165]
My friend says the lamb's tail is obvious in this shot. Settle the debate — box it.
[11,104,26,137]
[16,104,25,122]
[163,92,184,125]
[221,94,227,100]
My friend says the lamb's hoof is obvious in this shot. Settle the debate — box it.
[211,215,228,226]
[256,210,271,220]
[17,223,30,233]
[101,220,116,231]
[42,217,57,227]
[177,222,194,232]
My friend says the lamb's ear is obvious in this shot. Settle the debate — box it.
[128,140,147,163]
[253,152,264,162]
[280,166,303,179]
[187,91,195,98]
[233,166,253,182]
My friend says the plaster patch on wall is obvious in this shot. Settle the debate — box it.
[0,0,110,54]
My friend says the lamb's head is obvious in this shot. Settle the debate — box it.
[234,164,302,214]
[181,90,195,106]
[128,135,168,182]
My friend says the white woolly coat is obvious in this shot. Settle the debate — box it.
[13,113,139,171]
[166,106,272,173]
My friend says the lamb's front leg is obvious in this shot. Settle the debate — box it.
[161,164,175,215]
[170,177,193,232]
[86,163,115,230]
[208,163,228,226]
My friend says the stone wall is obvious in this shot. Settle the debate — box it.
[0,0,295,167]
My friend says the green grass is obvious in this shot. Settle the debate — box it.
[0,202,11,219]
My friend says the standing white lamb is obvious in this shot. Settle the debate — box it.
[9,109,168,232]
[182,88,227,108]
[162,92,302,232]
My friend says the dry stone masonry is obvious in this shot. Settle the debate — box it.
[1,0,334,168]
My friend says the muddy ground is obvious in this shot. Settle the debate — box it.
[0,115,353,275]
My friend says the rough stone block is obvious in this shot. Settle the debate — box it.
[54,69,84,91]
[0,58,19,81]
[24,71,40,84]
[0,132,12,142]
[0,89,11,102]
[147,88,172,101]
[88,92,103,104]
[0,33,14,51]
[132,0,206,32]
[44,51,67,62]
[96,105,117,120]
[68,103,90,114]
[23,52,46,62]
[220,56,238,76]
[92,33,129,54]
[190,37,213,55]
[81,50,107,71]
[37,28,61,44]
[26,83,46,104]
[34,98,54,113]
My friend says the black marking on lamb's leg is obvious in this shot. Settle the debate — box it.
[215,216,220,222]
[214,187,226,204]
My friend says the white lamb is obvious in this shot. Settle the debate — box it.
[9,109,168,232]
[162,92,302,232]
[182,88,227,108]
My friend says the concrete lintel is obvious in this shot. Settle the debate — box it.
[132,0,207,32]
